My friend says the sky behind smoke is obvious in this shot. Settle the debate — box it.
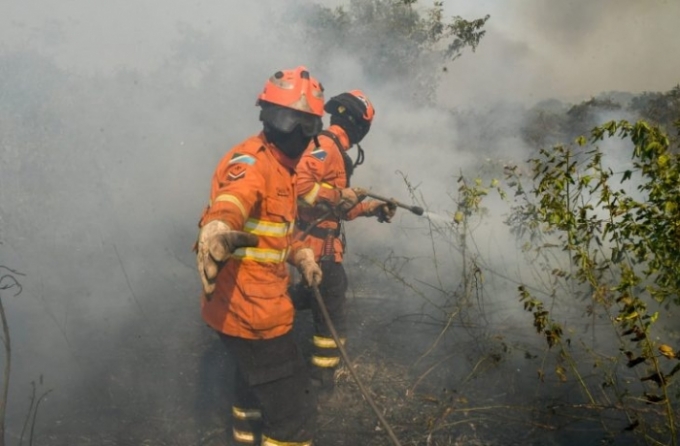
[4,0,678,106]
[440,0,680,105]
[0,0,677,443]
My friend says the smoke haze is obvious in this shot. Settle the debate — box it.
[440,0,680,106]
[1,0,678,443]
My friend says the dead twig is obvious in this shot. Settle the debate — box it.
[0,265,24,446]
[408,352,457,397]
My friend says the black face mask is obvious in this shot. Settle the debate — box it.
[264,124,312,159]
[330,114,370,146]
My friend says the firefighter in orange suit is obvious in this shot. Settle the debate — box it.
[289,90,396,397]
[196,66,324,446]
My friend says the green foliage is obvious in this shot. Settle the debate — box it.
[566,97,622,129]
[630,85,680,138]
[521,86,680,152]
[300,0,489,103]
[520,100,570,150]
[506,120,680,444]
[519,285,563,348]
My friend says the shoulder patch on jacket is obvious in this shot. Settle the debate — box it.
[229,153,256,165]
[310,147,327,161]
[227,163,247,181]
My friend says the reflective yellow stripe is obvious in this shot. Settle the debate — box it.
[312,355,340,368]
[244,218,292,237]
[232,247,289,263]
[302,182,334,207]
[232,406,262,420]
[213,194,247,219]
[313,335,345,349]
[233,427,256,444]
[302,183,321,205]
[262,435,312,446]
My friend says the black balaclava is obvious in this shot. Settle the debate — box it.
[330,114,370,146]
[263,123,312,159]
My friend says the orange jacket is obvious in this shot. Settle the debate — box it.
[295,125,372,262]
[198,133,303,340]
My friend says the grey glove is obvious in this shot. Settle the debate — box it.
[337,187,367,213]
[196,220,259,295]
[293,248,323,287]
[364,200,397,223]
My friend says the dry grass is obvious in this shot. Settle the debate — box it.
[23,279,657,445]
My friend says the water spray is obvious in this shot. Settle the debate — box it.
[362,191,454,225]
[421,211,452,225]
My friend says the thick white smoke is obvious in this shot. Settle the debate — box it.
[440,0,680,107]
[1,0,677,443]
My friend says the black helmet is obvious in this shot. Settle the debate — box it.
[324,90,375,145]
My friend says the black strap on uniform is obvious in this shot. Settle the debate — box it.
[309,130,360,255]
[319,129,361,186]
[296,218,341,239]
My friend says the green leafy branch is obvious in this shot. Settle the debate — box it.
[505,120,680,444]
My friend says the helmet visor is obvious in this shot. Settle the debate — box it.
[260,106,322,137]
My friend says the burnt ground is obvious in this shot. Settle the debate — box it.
[301,286,641,446]
[14,273,664,446]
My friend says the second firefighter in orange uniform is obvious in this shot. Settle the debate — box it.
[290,90,397,398]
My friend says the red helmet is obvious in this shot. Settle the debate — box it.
[257,66,325,137]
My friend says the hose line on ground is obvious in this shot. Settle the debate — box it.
[311,284,403,446]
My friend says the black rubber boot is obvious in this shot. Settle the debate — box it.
[311,366,336,404]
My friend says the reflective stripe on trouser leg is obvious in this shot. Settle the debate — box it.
[233,427,255,444]
[261,435,312,446]
[310,261,348,373]
[232,405,262,444]
[219,332,316,444]
[311,335,345,369]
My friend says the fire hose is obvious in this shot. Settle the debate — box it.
[362,191,424,216]
[296,188,426,445]
[299,190,425,241]
[311,284,403,446]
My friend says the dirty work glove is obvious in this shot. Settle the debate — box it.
[337,187,367,213]
[364,200,397,223]
[293,248,323,287]
[196,220,259,295]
